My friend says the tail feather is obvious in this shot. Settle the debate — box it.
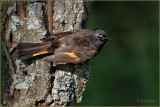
[18,52,36,60]
[17,41,56,60]
[17,43,50,52]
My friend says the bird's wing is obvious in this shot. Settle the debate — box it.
[42,52,81,63]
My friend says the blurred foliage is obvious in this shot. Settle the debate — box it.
[76,1,159,106]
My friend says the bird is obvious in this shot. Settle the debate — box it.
[17,29,110,64]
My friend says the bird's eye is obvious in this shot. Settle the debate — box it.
[96,35,103,40]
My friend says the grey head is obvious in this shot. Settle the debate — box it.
[88,28,110,52]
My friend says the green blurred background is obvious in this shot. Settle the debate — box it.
[76,1,159,106]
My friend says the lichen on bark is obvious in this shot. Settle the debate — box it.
[2,0,90,106]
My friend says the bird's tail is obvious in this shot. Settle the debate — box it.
[17,41,55,60]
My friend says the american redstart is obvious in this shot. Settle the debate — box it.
[17,29,110,64]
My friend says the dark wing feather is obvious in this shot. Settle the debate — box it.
[42,52,80,63]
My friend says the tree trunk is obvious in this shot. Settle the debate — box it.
[1,1,90,106]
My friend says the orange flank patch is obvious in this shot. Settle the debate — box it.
[33,41,51,44]
[33,51,52,56]
[63,30,71,32]
[64,52,80,61]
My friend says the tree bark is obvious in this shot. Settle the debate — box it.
[1,0,90,106]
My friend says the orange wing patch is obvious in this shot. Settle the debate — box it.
[33,41,51,44]
[64,52,80,61]
[33,51,52,56]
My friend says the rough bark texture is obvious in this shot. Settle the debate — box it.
[1,1,90,106]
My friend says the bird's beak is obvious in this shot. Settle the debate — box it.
[105,36,111,40]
